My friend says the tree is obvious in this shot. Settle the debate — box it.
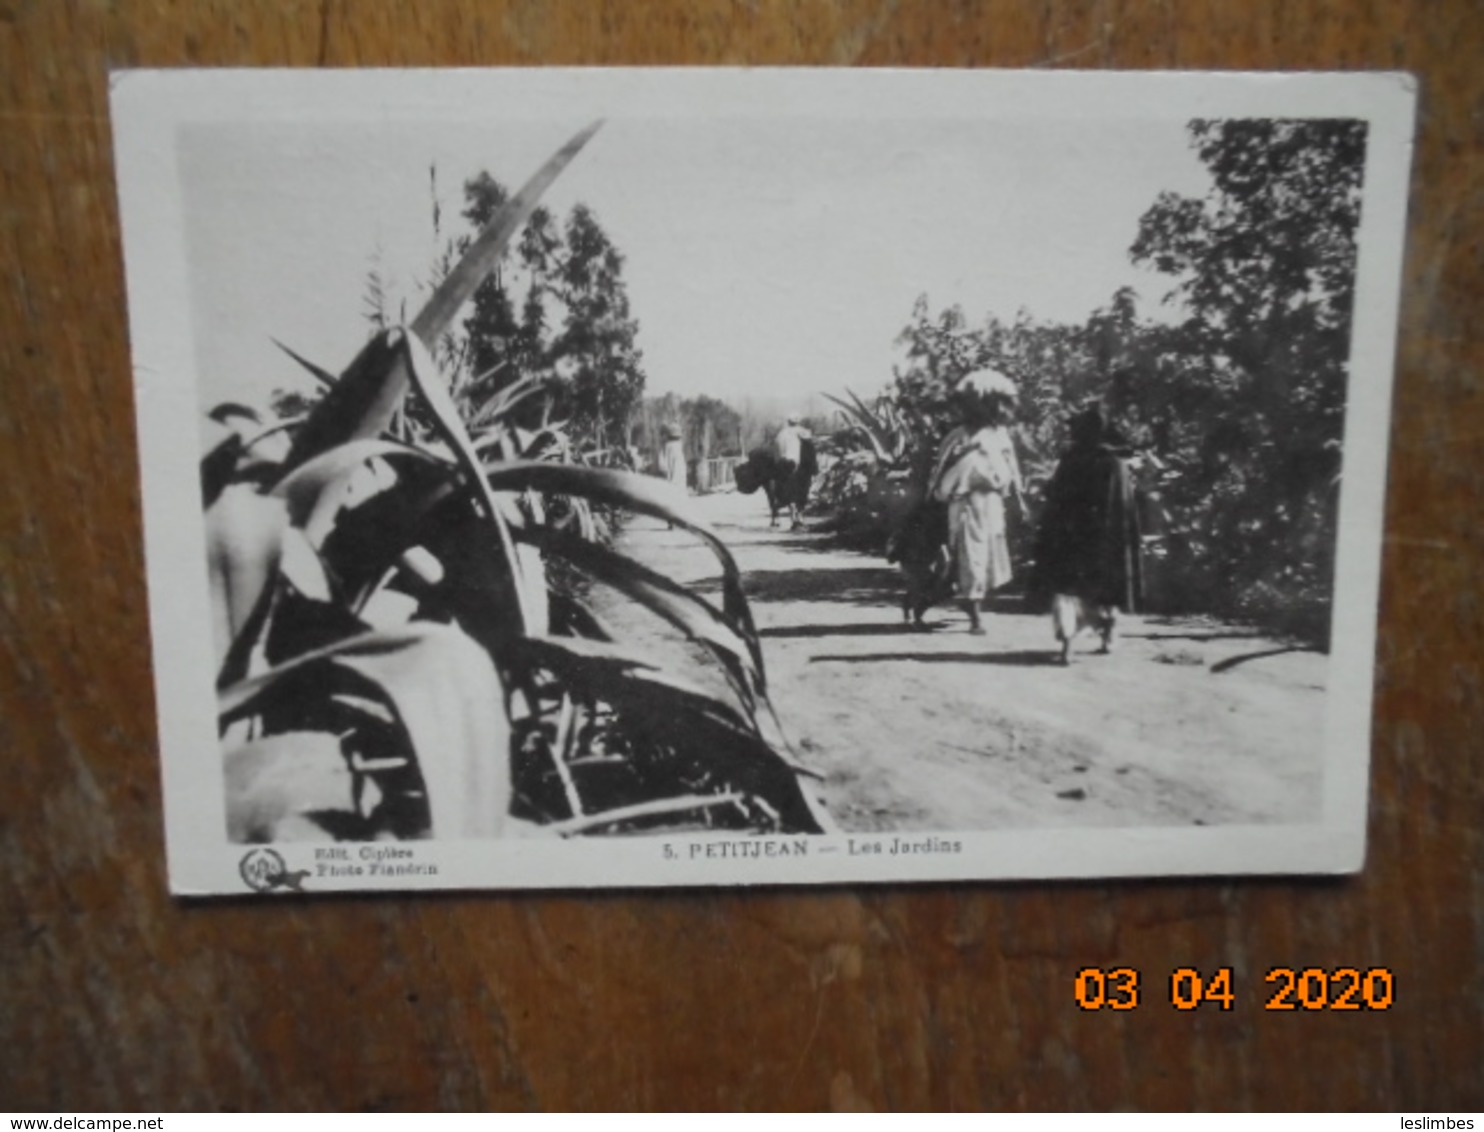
[459,175,554,412]
[547,205,646,449]
[453,176,646,451]
[889,296,1108,493]
[634,393,744,479]
[1131,118,1367,636]
[212,126,830,843]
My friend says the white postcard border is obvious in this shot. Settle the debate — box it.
[110,68,1416,896]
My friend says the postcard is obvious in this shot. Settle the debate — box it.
[109,68,1415,895]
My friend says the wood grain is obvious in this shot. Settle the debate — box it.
[1,0,1479,1111]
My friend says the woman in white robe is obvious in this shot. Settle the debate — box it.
[659,424,687,492]
[929,371,1024,634]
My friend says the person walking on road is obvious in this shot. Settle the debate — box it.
[929,370,1025,635]
[660,423,687,492]
[1031,404,1144,664]
[659,422,687,529]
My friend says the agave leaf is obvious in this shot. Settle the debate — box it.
[516,630,802,778]
[399,330,544,636]
[320,477,464,615]
[545,792,748,837]
[271,338,338,390]
[241,417,305,458]
[277,526,334,603]
[523,524,764,705]
[223,730,351,843]
[484,381,551,431]
[271,438,449,526]
[220,622,511,838]
[468,369,550,430]
[206,485,290,670]
[549,593,617,642]
[279,122,603,474]
[411,120,603,345]
[279,330,419,475]
[275,440,533,660]
[466,358,510,391]
[513,635,758,738]
[846,387,905,458]
[518,429,567,462]
[483,461,763,669]
[512,636,829,834]
[471,423,516,462]
[471,422,565,465]
[823,392,892,465]
[571,494,597,543]
[201,433,247,508]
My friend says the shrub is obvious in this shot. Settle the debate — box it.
[205,125,832,842]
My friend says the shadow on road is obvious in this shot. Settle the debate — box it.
[698,566,899,606]
[810,649,1062,667]
[760,622,922,639]
[1209,645,1313,674]
[1125,630,1263,643]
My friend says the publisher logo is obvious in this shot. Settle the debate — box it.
[239,847,308,893]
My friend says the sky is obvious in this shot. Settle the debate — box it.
[179,114,1213,414]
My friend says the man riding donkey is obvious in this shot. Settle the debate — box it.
[769,414,814,529]
[734,413,817,530]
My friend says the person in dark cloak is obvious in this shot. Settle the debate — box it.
[1032,405,1144,664]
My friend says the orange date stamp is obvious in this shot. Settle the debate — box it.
[1074,966,1395,1012]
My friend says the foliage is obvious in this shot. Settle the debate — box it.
[458,180,647,452]
[812,119,1366,642]
[1129,118,1366,639]
[206,125,831,843]
[808,389,925,547]
[633,393,744,476]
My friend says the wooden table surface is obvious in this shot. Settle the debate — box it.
[2,1,1479,1112]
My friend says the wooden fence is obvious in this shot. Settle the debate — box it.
[694,456,740,493]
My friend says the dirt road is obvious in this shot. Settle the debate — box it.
[613,490,1328,833]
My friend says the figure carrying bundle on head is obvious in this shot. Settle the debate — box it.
[927,369,1026,635]
[657,422,688,529]
[659,422,687,490]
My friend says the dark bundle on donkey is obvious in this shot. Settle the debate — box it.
[885,499,952,627]
[735,438,819,527]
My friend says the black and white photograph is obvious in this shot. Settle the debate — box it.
[111,68,1414,894]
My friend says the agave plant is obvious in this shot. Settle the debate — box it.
[808,387,940,548]
[822,388,915,472]
[204,123,832,843]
